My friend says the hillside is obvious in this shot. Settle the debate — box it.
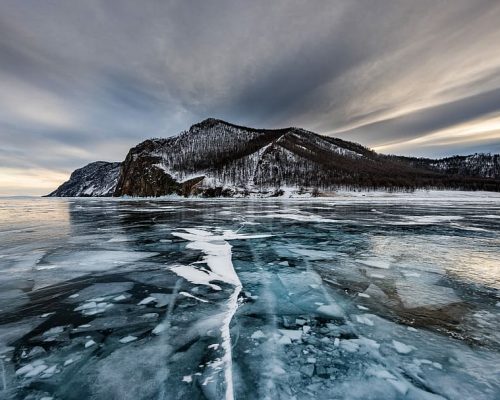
[47,161,120,197]
[48,119,500,197]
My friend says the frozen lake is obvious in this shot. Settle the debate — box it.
[0,194,499,399]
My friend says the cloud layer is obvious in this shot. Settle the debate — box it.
[1,0,500,194]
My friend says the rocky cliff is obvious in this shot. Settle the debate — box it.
[47,161,120,197]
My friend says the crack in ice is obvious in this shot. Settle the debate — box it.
[171,227,271,400]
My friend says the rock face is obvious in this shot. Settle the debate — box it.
[49,119,500,197]
[47,161,121,197]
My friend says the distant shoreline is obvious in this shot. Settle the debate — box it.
[4,189,500,202]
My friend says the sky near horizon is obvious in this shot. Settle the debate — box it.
[1,0,500,195]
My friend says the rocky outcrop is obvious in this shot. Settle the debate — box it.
[114,140,180,197]
[47,161,120,197]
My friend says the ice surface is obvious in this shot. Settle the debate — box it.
[396,280,460,309]
[0,196,499,399]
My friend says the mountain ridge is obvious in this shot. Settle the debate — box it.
[47,118,500,197]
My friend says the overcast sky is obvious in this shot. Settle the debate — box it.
[1,0,500,195]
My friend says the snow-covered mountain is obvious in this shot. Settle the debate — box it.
[48,119,500,197]
[395,153,500,179]
[47,161,120,197]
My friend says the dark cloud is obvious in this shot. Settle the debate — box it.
[339,87,500,148]
[1,0,500,194]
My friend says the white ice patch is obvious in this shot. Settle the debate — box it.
[277,335,292,345]
[172,228,270,287]
[352,337,380,350]
[71,282,134,302]
[399,215,464,225]
[179,291,208,303]
[340,340,359,353]
[172,231,236,286]
[278,329,303,341]
[170,228,271,291]
[392,340,415,354]
[366,367,409,395]
[357,258,391,269]
[74,301,112,316]
[35,264,59,271]
[138,297,156,305]
[43,250,158,273]
[316,304,345,318]
[119,335,138,344]
[151,322,167,335]
[257,213,340,223]
[16,364,35,376]
[43,326,65,336]
[107,236,129,243]
[356,315,374,326]
[168,227,268,400]
[25,364,48,378]
[169,265,222,291]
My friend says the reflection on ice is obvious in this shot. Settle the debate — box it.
[0,196,499,399]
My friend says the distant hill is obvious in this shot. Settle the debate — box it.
[47,161,120,197]
[47,118,500,197]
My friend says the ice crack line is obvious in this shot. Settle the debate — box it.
[171,228,271,400]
